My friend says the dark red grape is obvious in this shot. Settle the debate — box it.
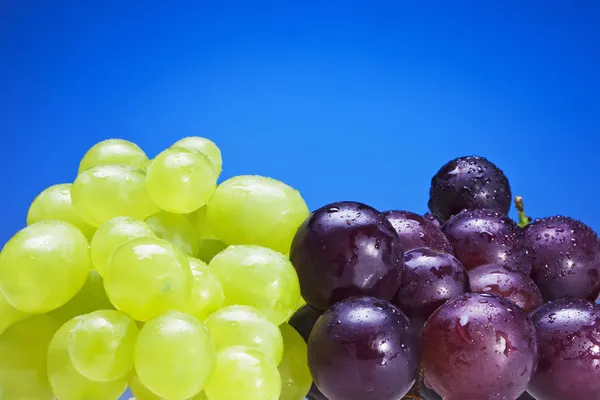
[308,296,419,400]
[442,208,532,274]
[525,216,600,301]
[428,155,512,222]
[383,210,453,254]
[392,247,469,329]
[288,304,322,343]
[290,202,404,311]
[424,211,442,228]
[421,293,538,400]
[529,298,600,400]
[468,263,543,312]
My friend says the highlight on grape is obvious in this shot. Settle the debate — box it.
[0,137,599,400]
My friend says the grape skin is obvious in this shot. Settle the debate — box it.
[172,136,223,176]
[78,138,149,173]
[185,256,224,322]
[383,210,453,254]
[278,323,313,400]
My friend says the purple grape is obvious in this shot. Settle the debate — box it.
[428,155,512,222]
[468,263,543,312]
[421,293,538,400]
[424,211,442,228]
[392,247,469,329]
[442,208,532,274]
[308,296,419,400]
[525,216,600,301]
[290,202,404,311]
[383,210,453,254]
[288,304,322,343]
[528,298,600,400]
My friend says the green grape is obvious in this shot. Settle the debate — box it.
[134,310,216,400]
[0,315,60,399]
[204,346,281,400]
[78,138,149,173]
[68,310,138,382]
[72,164,159,228]
[277,324,312,400]
[208,245,301,325]
[172,136,222,176]
[47,316,128,400]
[186,257,224,322]
[27,183,96,239]
[187,206,216,239]
[196,239,227,263]
[146,212,200,256]
[206,175,309,254]
[91,216,157,277]
[0,290,28,335]
[204,305,283,364]
[146,148,217,214]
[103,237,191,321]
[130,374,208,400]
[0,221,91,313]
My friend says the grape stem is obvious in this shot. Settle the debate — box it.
[403,368,424,400]
[515,196,531,228]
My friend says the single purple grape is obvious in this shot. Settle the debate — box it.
[383,210,453,254]
[290,202,404,311]
[528,298,600,400]
[525,216,600,301]
[424,211,442,228]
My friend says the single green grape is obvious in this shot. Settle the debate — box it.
[208,245,301,325]
[47,316,128,400]
[130,374,209,400]
[68,310,138,382]
[103,237,192,322]
[0,290,28,335]
[196,239,228,263]
[90,216,157,277]
[134,310,216,400]
[172,136,222,176]
[0,315,60,399]
[78,138,149,173]
[72,164,159,228]
[146,148,217,214]
[27,183,96,239]
[0,221,91,313]
[206,175,309,254]
[204,346,281,400]
[145,211,200,256]
[204,305,284,364]
[278,324,312,400]
[186,257,224,322]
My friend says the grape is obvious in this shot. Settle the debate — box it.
[134,311,216,400]
[145,211,200,256]
[209,244,300,325]
[278,323,312,400]
[130,374,208,400]
[423,211,442,228]
[187,206,227,262]
[187,206,214,239]
[78,138,149,173]
[288,304,321,343]
[204,305,284,364]
[524,215,600,301]
[468,263,543,312]
[428,155,512,221]
[172,136,222,176]
[206,175,309,254]
[90,216,157,277]
[421,293,538,400]
[204,346,281,400]
[47,316,128,400]
[290,201,404,311]
[186,256,224,321]
[383,210,453,253]
[442,208,532,274]
[145,148,217,214]
[392,247,469,329]
[196,239,227,263]
[0,290,27,335]
[308,296,419,400]
[27,183,96,239]
[103,237,192,321]
[0,221,91,313]
[72,164,159,227]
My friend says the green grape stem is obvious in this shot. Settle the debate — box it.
[515,196,531,228]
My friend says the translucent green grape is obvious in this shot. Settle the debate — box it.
[0,221,91,313]
[0,291,27,335]
[27,183,96,239]
[146,211,200,256]
[204,346,281,400]
[72,164,159,228]
[186,206,214,239]
[196,238,228,263]
[186,257,224,322]
[146,148,217,214]
[130,374,209,400]
[204,305,284,364]
[90,216,157,277]
[278,324,312,400]
[206,175,309,254]
[78,138,149,173]
[103,237,192,321]
[209,245,301,325]
[172,136,222,176]
[134,311,216,400]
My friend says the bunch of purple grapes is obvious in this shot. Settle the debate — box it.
[288,156,600,400]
